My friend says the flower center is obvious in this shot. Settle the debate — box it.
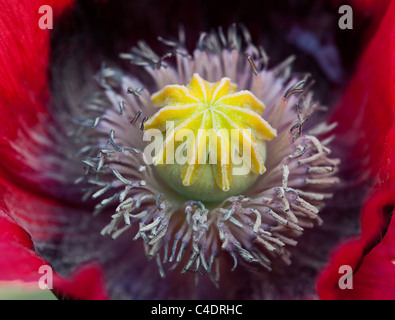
[144,73,277,202]
[75,25,340,284]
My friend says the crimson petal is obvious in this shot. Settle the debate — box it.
[0,199,107,299]
[317,0,395,299]
[0,0,109,300]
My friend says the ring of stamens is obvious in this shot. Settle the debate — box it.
[76,26,340,284]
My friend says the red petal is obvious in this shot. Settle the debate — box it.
[330,2,394,175]
[0,211,45,283]
[317,188,394,299]
[348,0,391,17]
[0,1,74,189]
[0,210,34,250]
[0,0,75,131]
[0,196,108,299]
[52,263,108,300]
[347,208,395,299]
[317,1,395,299]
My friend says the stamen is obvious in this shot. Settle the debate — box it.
[290,104,308,141]
[284,79,306,99]
[130,110,142,125]
[109,129,123,152]
[156,52,173,69]
[91,116,102,128]
[246,54,259,76]
[96,153,105,171]
[230,251,238,271]
[119,101,125,115]
[111,168,134,185]
[156,255,166,278]
[140,117,148,131]
[289,145,307,159]
[157,36,179,48]
[92,184,111,199]
[127,87,144,96]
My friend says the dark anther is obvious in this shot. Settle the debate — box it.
[290,104,308,141]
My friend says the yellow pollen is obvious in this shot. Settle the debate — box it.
[145,73,277,193]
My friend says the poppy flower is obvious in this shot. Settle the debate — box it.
[0,0,394,300]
